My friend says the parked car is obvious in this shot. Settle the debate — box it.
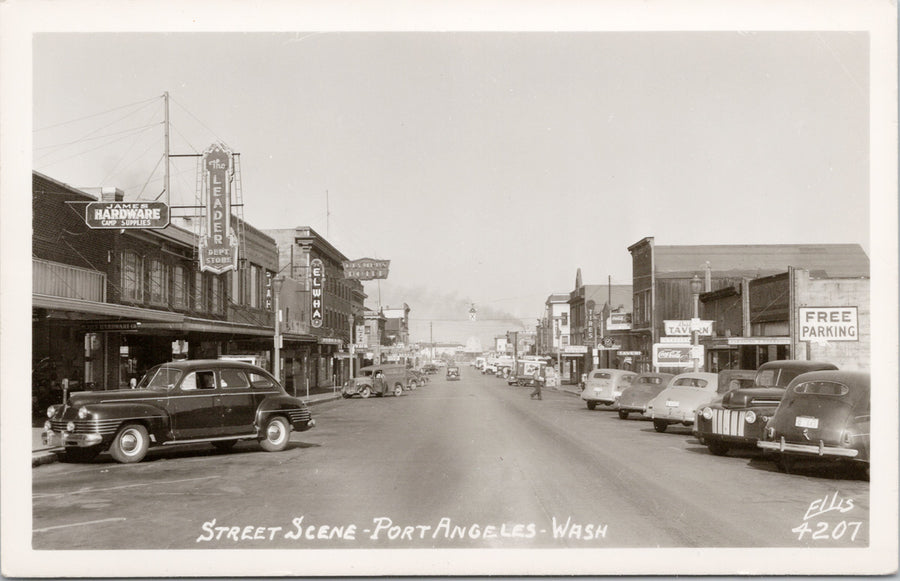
[646,372,719,432]
[580,369,638,410]
[615,372,674,419]
[757,370,869,478]
[446,366,460,381]
[408,369,429,388]
[694,361,838,456]
[342,364,409,398]
[41,359,316,464]
[509,360,548,387]
[422,364,439,375]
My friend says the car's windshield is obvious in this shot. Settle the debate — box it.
[756,368,802,388]
[137,366,183,389]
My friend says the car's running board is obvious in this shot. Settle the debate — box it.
[161,434,257,445]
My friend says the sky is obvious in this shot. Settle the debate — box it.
[26,17,875,348]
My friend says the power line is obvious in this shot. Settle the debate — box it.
[33,96,159,132]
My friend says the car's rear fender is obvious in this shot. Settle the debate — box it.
[255,395,313,431]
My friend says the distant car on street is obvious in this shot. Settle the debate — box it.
[646,372,719,433]
[446,366,460,381]
[694,361,838,456]
[422,364,439,375]
[408,369,428,388]
[41,359,316,464]
[342,364,409,398]
[580,369,638,410]
[615,372,674,419]
[758,370,869,478]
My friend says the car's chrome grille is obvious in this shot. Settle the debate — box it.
[49,418,120,435]
[711,409,746,436]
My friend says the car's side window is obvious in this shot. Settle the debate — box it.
[621,375,635,384]
[196,371,216,390]
[180,372,197,390]
[248,372,275,388]
[220,369,250,389]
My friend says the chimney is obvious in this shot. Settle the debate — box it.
[101,187,125,202]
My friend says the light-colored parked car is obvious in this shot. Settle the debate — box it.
[758,370,869,478]
[615,372,674,419]
[581,369,638,410]
[646,372,719,433]
[341,364,409,398]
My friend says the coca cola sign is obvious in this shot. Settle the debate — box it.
[652,343,693,367]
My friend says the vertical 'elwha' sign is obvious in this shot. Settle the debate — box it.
[310,258,324,328]
[199,143,239,274]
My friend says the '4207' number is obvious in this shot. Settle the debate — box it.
[792,520,863,542]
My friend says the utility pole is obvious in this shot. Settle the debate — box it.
[163,92,170,205]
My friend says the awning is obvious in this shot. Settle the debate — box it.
[33,293,184,323]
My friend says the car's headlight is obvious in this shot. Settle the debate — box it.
[43,420,51,431]
[77,406,90,419]
[46,404,61,419]
[744,410,757,424]
[701,407,713,420]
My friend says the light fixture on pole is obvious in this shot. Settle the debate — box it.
[690,274,702,372]
[273,276,285,380]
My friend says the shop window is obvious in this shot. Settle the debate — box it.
[120,251,143,302]
[173,265,188,309]
[230,269,241,306]
[148,259,168,305]
[561,312,568,326]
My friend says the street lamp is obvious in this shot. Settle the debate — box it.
[691,274,702,372]
[273,276,284,381]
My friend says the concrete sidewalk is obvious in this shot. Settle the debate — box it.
[32,391,343,468]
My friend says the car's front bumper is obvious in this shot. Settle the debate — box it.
[42,430,103,448]
[757,437,859,458]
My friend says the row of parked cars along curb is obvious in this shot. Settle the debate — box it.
[580,361,869,479]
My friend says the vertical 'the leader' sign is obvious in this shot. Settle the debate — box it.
[199,143,239,274]
[310,258,324,328]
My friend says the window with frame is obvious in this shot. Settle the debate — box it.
[148,259,168,305]
[250,264,260,308]
[210,274,224,314]
[173,265,188,309]
[194,272,206,312]
[120,251,143,302]
[230,270,241,306]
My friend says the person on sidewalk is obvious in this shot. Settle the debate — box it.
[529,368,543,400]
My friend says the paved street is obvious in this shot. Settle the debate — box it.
[32,367,869,550]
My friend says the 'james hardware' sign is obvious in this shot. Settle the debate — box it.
[85,201,170,229]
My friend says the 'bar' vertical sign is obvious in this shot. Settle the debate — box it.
[199,143,239,273]
[310,258,324,328]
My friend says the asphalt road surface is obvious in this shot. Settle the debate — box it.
[32,367,870,550]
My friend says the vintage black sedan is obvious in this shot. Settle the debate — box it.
[694,361,837,456]
[42,359,316,464]
[757,370,869,477]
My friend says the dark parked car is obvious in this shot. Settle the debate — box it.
[758,370,869,478]
[42,359,316,464]
[694,361,838,456]
[408,369,428,388]
[615,372,674,419]
[422,364,439,375]
[446,366,460,381]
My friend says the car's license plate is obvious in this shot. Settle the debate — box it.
[665,400,679,407]
[594,388,603,394]
[795,416,819,429]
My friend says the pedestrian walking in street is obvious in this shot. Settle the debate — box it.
[529,368,543,400]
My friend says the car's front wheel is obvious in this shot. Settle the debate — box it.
[109,424,149,463]
[259,416,290,452]
[586,401,597,410]
[706,440,730,456]
[653,419,668,433]
[393,384,403,397]
[360,386,372,398]
[618,410,629,420]
[62,446,101,463]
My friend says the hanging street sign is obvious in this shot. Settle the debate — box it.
[310,258,325,328]
[342,258,391,280]
[85,201,170,229]
[198,143,239,274]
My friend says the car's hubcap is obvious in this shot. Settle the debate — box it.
[267,422,285,443]
[121,431,141,455]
